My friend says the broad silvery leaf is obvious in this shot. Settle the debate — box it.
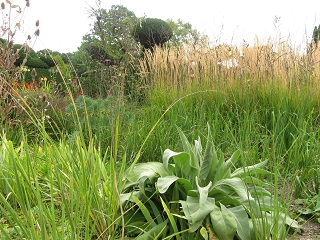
[194,137,203,165]
[231,159,269,178]
[176,126,199,169]
[196,177,212,206]
[157,175,192,194]
[201,123,219,183]
[199,126,214,182]
[213,149,241,182]
[124,162,169,183]
[162,149,190,174]
[224,205,251,240]
[136,220,168,240]
[180,196,215,232]
[210,204,237,240]
[212,178,253,202]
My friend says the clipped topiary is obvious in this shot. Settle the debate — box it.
[132,18,173,49]
[26,57,49,69]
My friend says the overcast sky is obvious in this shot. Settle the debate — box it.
[12,0,320,53]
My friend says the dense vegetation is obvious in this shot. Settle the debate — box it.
[132,18,173,49]
[0,1,320,239]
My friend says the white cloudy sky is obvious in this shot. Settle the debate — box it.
[10,0,320,53]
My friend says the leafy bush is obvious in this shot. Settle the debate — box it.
[121,124,299,239]
[20,67,63,84]
[132,18,173,49]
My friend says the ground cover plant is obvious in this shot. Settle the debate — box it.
[1,1,320,239]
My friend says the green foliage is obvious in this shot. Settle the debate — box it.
[0,37,6,47]
[68,47,94,76]
[36,50,56,67]
[295,195,320,223]
[21,68,63,84]
[85,4,139,62]
[312,25,320,45]
[82,38,111,63]
[26,57,49,68]
[10,79,68,141]
[51,55,71,78]
[0,134,127,239]
[132,18,173,49]
[295,167,320,223]
[121,125,299,239]
[166,18,208,47]
[65,95,132,149]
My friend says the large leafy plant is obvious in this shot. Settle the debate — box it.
[121,124,298,239]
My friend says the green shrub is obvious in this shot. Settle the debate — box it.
[21,68,63,84]
[65,96,132,149]
[38,55,55,67]
[26,57,49,68]
[132,18,173,49]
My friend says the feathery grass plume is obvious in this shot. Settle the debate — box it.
[138,36,320,101]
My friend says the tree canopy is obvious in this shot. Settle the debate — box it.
[166,18,208,48]
[83,4,140,63]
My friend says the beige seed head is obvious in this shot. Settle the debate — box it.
[1,2,5,10]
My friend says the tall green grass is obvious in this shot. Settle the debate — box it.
[0,130,128,239]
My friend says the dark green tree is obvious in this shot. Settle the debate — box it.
[312,25,320,46]
[132,18,173,50]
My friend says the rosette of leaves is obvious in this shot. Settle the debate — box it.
[121,124,298,239]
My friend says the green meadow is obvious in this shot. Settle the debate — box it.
[1,1,320,239]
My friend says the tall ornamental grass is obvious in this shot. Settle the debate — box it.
[139,37,320,96]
